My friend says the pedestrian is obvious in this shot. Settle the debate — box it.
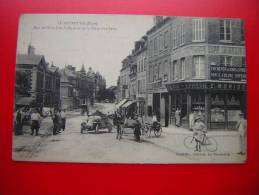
[30,108,41,136]
[134,116,141,142]
[236,112,247,155]
[52,109,60,135]
[193,117,206,152]
[189,110,195,131]
[152,112,158,127]
[15,108,24,135]
[114,111,122,139]
[175,107,181,127]
[60,109,67,131]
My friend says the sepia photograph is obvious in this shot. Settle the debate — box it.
[13,14,247,163]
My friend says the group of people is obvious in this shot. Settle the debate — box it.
[15,107,42,136]
[50,109,67,135]
[189,110,247,154]
[14,107,67,136]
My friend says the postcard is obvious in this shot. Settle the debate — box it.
[13,14,247,163]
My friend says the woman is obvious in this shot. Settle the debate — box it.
[15,109,24,135]
[175,108,181,127]
[193,117,206,152]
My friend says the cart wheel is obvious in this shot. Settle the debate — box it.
[95,124,99,133]
[81,122,86,134]
[108,125,112,133]
[154,127,162,137]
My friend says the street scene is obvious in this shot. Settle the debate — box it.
[13,14,247,163]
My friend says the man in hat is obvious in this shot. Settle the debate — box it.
[30,109,42,136]
[236,112,247,155]
[193,116,206,152]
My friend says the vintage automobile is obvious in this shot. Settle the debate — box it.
[80,110,113,134]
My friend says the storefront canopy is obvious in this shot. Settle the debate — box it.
[16,97,34,106]
[121,100,136,108]
[115,99,128,109]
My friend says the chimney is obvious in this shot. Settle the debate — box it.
[153,16,163,26]
[28,44,35,55]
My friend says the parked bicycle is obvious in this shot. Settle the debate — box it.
[184,133,218,152]
[142,122,162,137]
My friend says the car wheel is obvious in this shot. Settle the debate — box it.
[108,125,112,133]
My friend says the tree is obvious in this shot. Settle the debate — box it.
[16,70,31,95]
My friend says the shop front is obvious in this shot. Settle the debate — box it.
[166,81,246,130]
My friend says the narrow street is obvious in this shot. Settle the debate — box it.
[13,103,245,164]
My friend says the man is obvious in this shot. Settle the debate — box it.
[114,111,122,139]
[60,109,67,131]
[236,112,247,155]
[15,108,24,135]
[30,109,41,136]
[52,110,60,135]
[193,117,206,152]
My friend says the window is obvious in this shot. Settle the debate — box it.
[192,18,205,41]
[180,23,185,45]
[154,37,158,54]
[138,80,141,93]
[180,58,186,79]
[160,34,163,51]
[172,28,177,49]
[149,40,153,56]
[220,56,232,66]
[144,58,147,71]
[241,21,245,41]
[173,61,178,80]
[193,56,205,78]
[220,20,232,41]
[148,65,153,82]
[242,57,246,66]
[164,31,169,48]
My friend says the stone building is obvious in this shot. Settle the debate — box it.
[118,16,246,130]
[118,56,131,100]
[16,45,60,110]
[147,17,246,129]
[60,65,106,109]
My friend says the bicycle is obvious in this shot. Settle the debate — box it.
[142,122,162,137]
[184,133,218,152]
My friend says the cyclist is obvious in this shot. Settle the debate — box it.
[193,116,207,152]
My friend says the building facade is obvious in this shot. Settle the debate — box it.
[16,45,60,109]
[165,17,246,129]
[117,16,246,130]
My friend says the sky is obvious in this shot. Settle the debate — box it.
[17,14,154,87]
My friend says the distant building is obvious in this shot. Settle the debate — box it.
[60,65,106,109]
[16,45,60,109]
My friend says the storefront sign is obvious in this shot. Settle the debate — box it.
[166,81,246,91]
[210,65,246,81]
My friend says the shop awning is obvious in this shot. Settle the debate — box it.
[121,100,136,108]
[115,99,128,109]
[16,97,35,106]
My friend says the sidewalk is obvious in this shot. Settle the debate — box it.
[163,125,239,137]
[13,110,81,160]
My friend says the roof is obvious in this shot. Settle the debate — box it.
[17,54,44,65]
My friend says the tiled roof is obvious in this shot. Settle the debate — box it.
[17,54,44,65]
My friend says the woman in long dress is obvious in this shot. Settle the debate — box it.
[175,108,181,127]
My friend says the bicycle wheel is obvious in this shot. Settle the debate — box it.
[154,127,162,137]
[204,136,217,152]
[184,136,196,149]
